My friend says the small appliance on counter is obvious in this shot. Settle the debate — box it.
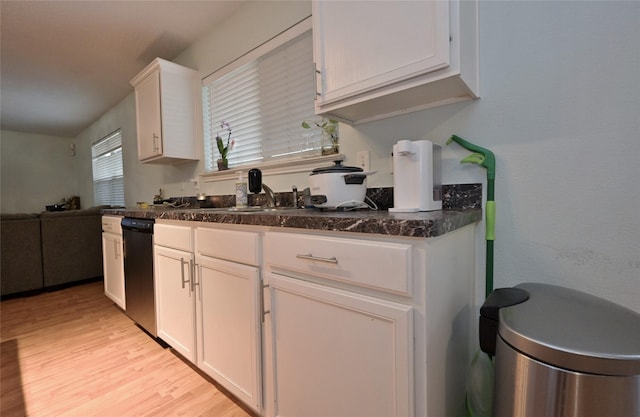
[307,160,375,209]
[390,140,442,212]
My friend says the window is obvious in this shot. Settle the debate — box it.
[92,130,124,206]
[202,20,324,173]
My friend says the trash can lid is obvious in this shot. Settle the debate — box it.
[499,283,640,376]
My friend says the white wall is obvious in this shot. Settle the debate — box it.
[464,1,640,313]
[76,0,640,313]
[336,1,640,314]
[1,130,78,213]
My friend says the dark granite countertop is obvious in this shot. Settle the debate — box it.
[102,206,481,238]
[102,184,482,238]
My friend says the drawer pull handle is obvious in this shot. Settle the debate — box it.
[296,253,338,264]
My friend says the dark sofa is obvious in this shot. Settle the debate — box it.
[1,208,104,297]
[0,213,44,295]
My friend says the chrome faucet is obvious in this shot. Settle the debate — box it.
[262,183,276,207]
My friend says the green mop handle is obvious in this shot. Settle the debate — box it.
[448,135,496,181]
[446,136,496,239]
[485,181,495,298]
[447,135,496,297]
[485,182,495,241]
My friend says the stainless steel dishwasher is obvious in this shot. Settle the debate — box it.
[121,217,156,337]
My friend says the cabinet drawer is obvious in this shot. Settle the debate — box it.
[101,215,122,235]
[264,232,412,296]
[154,223,193,252]
[196,228,260,266]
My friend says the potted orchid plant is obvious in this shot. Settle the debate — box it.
[215,120,234,170]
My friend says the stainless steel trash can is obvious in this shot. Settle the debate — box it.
[479,283,640,417]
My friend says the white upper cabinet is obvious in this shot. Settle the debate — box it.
[312,0,479,124]
[130,58,199,163]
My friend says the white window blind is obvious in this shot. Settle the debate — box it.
[92,130,124,206]
[202,29,317,172]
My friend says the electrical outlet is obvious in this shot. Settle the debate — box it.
[356,150,370,171]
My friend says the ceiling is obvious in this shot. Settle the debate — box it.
[1,0,245,138]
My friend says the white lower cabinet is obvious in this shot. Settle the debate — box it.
[195,255,262,411]
[154,222,263,412]
[102,215,125,309]
[263,227,475,417]
[263,231,416,417]
[195,226,263,413]
[265,273,413,417]
[154,245,196,362]
[152,221,475,417]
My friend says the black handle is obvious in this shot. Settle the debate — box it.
[343,174,366,185]
[310,195,327,204]
[479,287,529,356]
[248,169,262,194]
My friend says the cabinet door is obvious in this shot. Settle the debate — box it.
[265,273,413,417]
[135,69,162,160]
[102,232,125,309]
[313,0,449,106]
[196,255,262,412]
[154,245,196,362]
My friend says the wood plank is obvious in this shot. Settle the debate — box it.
[0,281,255,417]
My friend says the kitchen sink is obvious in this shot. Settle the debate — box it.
[198,206,302,213]
[257,207,302,212]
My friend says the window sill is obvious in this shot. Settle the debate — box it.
[201,154,345,183]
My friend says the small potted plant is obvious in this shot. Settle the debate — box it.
[302,118,339,155]
[215,121,234,170]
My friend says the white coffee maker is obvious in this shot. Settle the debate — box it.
[389,140,442,212]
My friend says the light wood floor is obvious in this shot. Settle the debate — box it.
[1,281,254,417]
